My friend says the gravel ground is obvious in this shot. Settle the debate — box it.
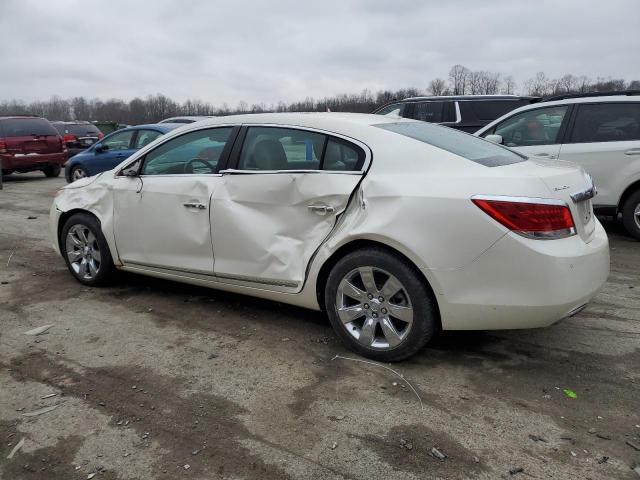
[1,173,639,480]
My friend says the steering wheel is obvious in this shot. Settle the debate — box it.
[184,158,215,174]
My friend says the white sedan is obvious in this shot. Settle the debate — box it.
[50,113,609,361]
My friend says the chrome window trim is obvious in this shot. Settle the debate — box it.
[440,101,462,125]
[471,194,569,207]
[233,123,372,173]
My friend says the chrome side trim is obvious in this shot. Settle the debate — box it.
[471,194,567,206]
[122,260,299,288]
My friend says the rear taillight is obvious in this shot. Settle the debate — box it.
[63,134,77,143]
[0,139,6,154]
[472,196,576,240]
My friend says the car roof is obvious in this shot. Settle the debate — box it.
[401,95,539,102]
[0,115,45,120]
[120,123,182,132]
[189,112,409,128]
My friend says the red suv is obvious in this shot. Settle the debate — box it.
[0,116,68,178]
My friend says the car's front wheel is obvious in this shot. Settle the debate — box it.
[61,213,115,286]
[43,165,61,177]
[622,190,640,240]
[70,165,88,182]
[325,248,438,362]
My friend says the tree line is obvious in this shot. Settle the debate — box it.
[1,65,637,124]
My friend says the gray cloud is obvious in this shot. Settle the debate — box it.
[0,0,638,106]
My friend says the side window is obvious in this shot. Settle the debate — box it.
[134,130,162,149]
[569,103,640,143]
[141,127,233,175]
[376,103,406,117]
[489,106,568,147]
[238,127,325,170]
[101,130,135,151]
[412,101,444,122]
[323,138,365,171]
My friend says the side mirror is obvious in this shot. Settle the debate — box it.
[95,143,108,153]
[485,134,503,145]
[122,168,138,177]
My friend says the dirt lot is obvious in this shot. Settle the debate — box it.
[0,173,639,480]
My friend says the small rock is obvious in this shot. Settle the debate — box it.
[509,467,524,475]
[571,451,577,457]
[597,456,609,464]
[392,382,398,386]
[207,353,218,359]
[405,443,413,450]
[473,456,480,463]
[98,402,105,407]
[430,447,447,460]
[588,428,597,434]
[123,453,130,457]
[626,440,640,451]
[191,450,199,455]
[596,433,611,440]
[183,464,190,470]
[132,385,137,389]
[87,474,96,479]
[330,442,338,450]
[336,415,345,420]
[281,337,290,342]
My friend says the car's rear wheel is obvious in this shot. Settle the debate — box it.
[622,190,640,240]
[43,165,61,177]
[71,165,88,182]
[325,248,437,361]
[61,213,115,286]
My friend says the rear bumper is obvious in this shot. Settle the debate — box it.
[1,152,67,171]
[432,220,610,330]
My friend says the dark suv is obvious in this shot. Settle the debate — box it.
[0,116,67,177]
[52,121,104,157]
[373,95,540,133]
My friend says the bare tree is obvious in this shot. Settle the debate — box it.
[449,64,470,95]
[501,75,517,94]
[427,78,448,96]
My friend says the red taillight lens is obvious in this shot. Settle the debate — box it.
[472,197,576,239]
[63,134,77,143]
[0,139,6,154]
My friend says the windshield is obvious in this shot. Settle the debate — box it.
[375,121,526,167]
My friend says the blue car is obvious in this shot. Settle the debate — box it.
[65,123,181,182]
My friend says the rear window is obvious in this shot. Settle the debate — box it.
[468,100,533,121]
[375,122,527,167]
[0,118,58,137]
[67,124,102,136]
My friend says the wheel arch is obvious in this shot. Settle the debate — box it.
[57,209,102,253]
[315,238,442,329]
[618,179,640,213]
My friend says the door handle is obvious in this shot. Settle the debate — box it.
[307,204,335,215]
[625,149,640,156]
[533,152,557,158]
[183,202,206,210]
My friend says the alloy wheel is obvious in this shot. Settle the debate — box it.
[65,224,101,280]
[335,266,414,349]
[72,167,87,181]
[635,202,640,230]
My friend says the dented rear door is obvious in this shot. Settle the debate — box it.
[210,171,362,291]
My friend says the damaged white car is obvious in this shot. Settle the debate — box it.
[50,113,610,361]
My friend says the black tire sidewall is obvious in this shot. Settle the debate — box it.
[324,248,437,362]
[622,191,640,240]
[60,213,115,286]
[44,165,61,177]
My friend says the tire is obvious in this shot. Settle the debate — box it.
[324,248,438,362]
[60,213,116,286]
[622,190,640,240]
[43,165,61,177]
[70,165,88,182]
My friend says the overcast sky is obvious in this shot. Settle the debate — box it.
[1,0,638,106]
